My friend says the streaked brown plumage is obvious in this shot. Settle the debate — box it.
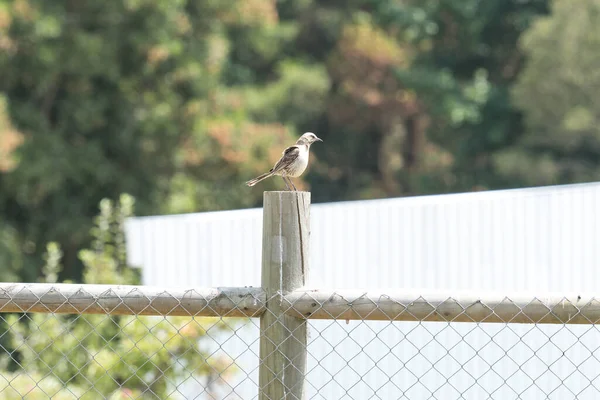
[246,132,323,191]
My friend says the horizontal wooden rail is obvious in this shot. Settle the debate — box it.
[2,283,600,324]
[0,283,265,317]
[283,289,600,324]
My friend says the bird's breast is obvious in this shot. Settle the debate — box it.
[287,149,309,177]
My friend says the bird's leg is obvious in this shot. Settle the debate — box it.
[289,178,298,191]
[284,176,297,191]
[286,177,297,191]
[281,176,291,191]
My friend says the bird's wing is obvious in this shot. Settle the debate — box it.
[270,145,300,173]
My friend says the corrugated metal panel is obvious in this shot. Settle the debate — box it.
[127,208,263,287]
[125,182,600,399]
[127,182,600,291]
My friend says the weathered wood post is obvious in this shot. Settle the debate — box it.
[259,191,310,400]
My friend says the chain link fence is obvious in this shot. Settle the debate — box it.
[1,283,599,399]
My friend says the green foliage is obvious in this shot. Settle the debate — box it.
[501,0,600,185]
[0,222,20,282]
[1,195,234,398]
[372,0,550,192]
[0,0,237,278]
[2,0,596,283]
[244,61,330,129]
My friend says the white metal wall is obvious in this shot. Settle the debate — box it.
[127,182,600,292]
[125,182,600,399]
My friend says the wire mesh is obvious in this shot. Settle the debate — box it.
[0,285,263,399]
[1,285,599,399]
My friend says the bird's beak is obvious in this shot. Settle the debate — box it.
[315,137,323,142]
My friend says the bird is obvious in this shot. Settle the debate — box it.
[246,132,323,191]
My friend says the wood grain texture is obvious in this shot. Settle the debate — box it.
[259,191,310,400]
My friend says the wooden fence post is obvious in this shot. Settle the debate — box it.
[259,191,310,400]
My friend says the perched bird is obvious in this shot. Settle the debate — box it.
[246,132,323,191]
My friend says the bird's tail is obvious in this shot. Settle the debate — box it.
[246,172,273,187]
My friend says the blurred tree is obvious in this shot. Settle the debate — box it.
[0,0,296,279]
[0,95,22,281]
[271,0,550,200]
[325,15,448,198]
[0,0,218,278]
[0,223,20,282]
[498,0,600,185]
[1,195,235,399]
[0,0,571,283]
[276,2,447,200]
[372,0,550,192]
